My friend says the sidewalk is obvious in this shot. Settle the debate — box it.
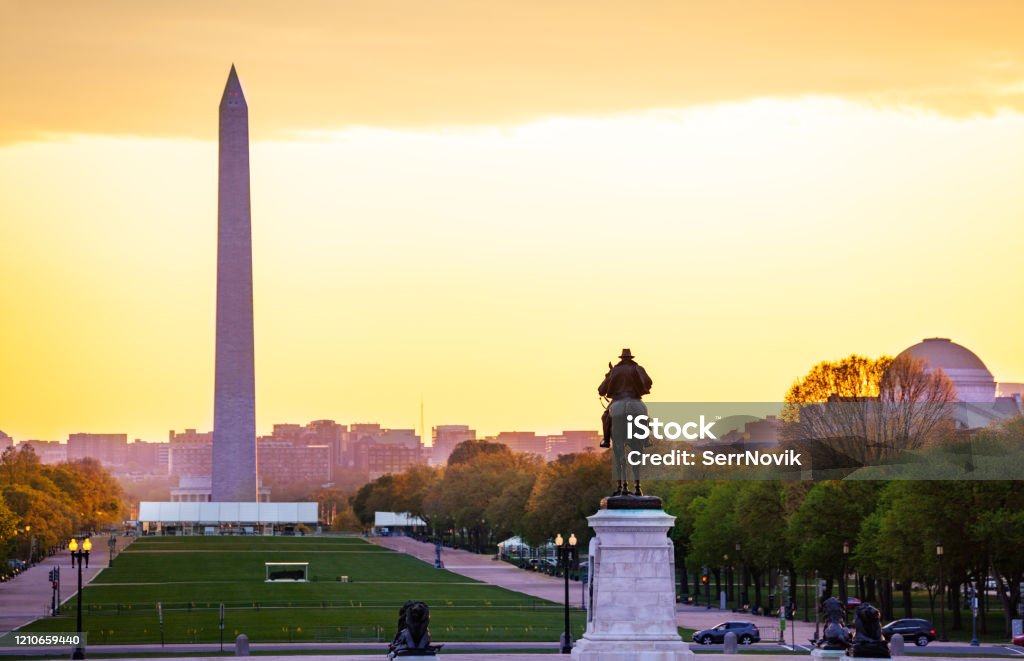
[0,533,133,632]
[371,536,585,607]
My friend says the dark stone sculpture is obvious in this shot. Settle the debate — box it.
[849,603,891,658]
[387,600,442,658]
[817,597,850,650]
[598,348,653,497]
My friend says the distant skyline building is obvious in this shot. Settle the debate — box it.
[211,65,259,502]
[169,428,213,478]
[431,425,476,465]
[67,433,127,465]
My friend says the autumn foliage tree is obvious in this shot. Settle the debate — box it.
[0,445,126,564]
[782,354,956,467]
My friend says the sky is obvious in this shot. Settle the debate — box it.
[1,1,1023,442]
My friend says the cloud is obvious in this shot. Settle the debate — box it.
[3,1,1024,145]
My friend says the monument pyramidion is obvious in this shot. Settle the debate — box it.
[211,65,258,502]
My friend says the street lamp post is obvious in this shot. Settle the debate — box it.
[936,542,946,642]
[107,536,116,568]
[555,533,577,654]
[841,541,850,609]
[23,525,32,564]
[969,579,979,646]
[723,554,729,611]
[814,569,821,644]
[69,536,92,660]
[736,542,745,609]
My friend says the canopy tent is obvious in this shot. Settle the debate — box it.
[138,501,318,524]
[373,511,426,527]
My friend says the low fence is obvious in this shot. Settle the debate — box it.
[77,598,569,614]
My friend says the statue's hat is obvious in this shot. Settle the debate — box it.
[619,348,635,360]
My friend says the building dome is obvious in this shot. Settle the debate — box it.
[896,338,996,402]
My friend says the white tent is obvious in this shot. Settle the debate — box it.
[373,511,426,527]
[138,501,318,524]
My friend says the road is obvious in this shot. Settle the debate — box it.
[372,535,585,607]
[0,534,131,633]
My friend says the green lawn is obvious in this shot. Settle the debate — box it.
[21,536,585,644]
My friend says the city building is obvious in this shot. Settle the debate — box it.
[544,430,601,458]
[124,439,169,474]
[896,337,1022,428]
[489,431,545,456]
[169,429,212,478]
[257,437,331,486]
[18,440,66,464]
[0,431,12,453]
[350,428,425,479]
[431,424,475,465]
[67,433,127,465]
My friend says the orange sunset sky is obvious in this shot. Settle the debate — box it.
[1,1,1023,442]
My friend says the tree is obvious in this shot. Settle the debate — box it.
[392,465,443,528]
[662,480,713,596]
[522,452,608,547]
[782,354,956,470]
[784,355,892,406]
[447,439,511,466]
[430,448,541,551]
[351,474,399,526]
[786,480,880,605]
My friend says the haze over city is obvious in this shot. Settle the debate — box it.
[2,1,1023,443]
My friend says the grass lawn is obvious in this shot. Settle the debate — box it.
[21,536,585,644]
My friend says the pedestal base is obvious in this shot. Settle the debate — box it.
[572,507,694,661]
[811,648,847,659]
[571,637,693,661]
[849,641,891,658]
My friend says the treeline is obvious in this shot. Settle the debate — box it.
[352,439,609,550]
[670,425,1024,636]
[0,445,127,566]
[351,423,1023,636]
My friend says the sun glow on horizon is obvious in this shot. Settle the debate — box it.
[1,96,1023,442]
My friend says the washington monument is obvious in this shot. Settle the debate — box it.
[211,65,258,501]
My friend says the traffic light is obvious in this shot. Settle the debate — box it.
[782,576,790,591]
[701,568,709,585]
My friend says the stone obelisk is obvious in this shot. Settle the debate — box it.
[211,65,258,502]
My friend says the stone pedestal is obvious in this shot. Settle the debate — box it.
[571,505,694,661]
[810,648,847,659]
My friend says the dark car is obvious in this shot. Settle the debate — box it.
[692,621,760,645]
[881,619,935,647]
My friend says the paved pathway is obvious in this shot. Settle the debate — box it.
[0,533,133,632]
[371,536,585,608]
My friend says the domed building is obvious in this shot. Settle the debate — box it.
[896,337,996,403]
[896,337,1021,428]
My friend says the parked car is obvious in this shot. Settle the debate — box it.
[692,621,760,645]
[846,596,862,609]
[881,619,935,647]
[1011,631,1024,646]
